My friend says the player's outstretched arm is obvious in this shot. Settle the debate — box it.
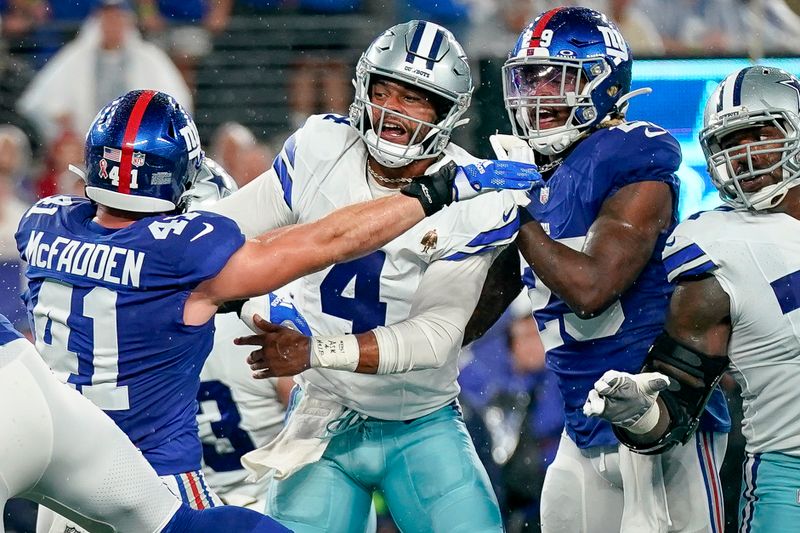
[583,275,732,452]
[517,180,672,317]
[239,251,493,377]
[186,161,540,325]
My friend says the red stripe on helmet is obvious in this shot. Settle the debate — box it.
[529,7,562,49]
[118,90,156,194]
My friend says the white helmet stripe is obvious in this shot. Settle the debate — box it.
[406,21,443,71]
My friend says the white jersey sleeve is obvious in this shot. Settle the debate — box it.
[373,248,497,373]
[663,208,800,457]
[208,114,372,237]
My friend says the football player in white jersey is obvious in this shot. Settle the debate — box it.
[209,20,528,533]
[585,65,800,531]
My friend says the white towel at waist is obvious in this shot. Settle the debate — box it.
[619,445,672,532]
[241,392,346,482]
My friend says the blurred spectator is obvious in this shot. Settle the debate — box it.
[138,0,233,94]
[638,0,745,55]
[606,0,664,56]
[209,122,273,187]
[287,0,362,128]
[465,0,536,59]
[460,293,563,533]
[0,125,32,330]
[742,0,800,55]
[0,34,40,155]
[17,0,191,146]
[238,142,273,186]
[0,0,49,41]
[34,129,85,198]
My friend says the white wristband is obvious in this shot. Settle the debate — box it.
[309,335,360,372]
[626,401,662,435]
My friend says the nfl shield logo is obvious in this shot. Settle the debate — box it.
[131,152,146,167]
[539,186,550,204]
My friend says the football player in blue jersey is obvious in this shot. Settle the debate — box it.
[486,7,732,532]
[0,312,291,532]
[14,89,539,531]
[585,66,800,532]
[207,20,535,533]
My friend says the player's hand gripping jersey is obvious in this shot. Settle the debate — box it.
[522,121,730,448]
[16,195,245,475]
[664,207,800,457]
[228,114,523,420]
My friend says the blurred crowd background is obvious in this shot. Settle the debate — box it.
[1,1,796,531]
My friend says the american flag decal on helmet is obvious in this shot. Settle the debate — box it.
[103,146,122,162]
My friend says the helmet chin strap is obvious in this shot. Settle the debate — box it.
[363,129,425,168]
[362,107,450,168]
[514,106,582,156]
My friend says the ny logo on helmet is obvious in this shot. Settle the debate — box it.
[598,26,628,66]
[179,122,202,162]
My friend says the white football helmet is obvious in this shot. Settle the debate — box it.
[701,66,800,211]
[349,20,473,168]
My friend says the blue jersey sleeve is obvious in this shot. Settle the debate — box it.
[173,211,246,286]
[599,121,681,195]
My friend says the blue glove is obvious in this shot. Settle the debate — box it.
[452,160,543,201]
[240,292,312,335]
[401,160,542,216]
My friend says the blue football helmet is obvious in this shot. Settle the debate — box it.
[84,90,204,213]
[503,7,633,155]
[184,157,239,211]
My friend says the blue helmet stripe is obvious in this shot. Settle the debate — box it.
[732,68,748,107]
[406,21,427,64]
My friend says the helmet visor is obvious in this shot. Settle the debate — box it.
[503,57,607,139]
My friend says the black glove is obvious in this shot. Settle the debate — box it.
[401,161,458,216]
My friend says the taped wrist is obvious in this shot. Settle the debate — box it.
[625,400,662,434]
[309,335,360,372]
[401,161,457,216]
[615,332,729,454]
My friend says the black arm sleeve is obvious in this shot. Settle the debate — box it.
[614,332,729,455]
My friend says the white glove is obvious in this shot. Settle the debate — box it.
[583,370,670,434]
[489,134,537,164]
